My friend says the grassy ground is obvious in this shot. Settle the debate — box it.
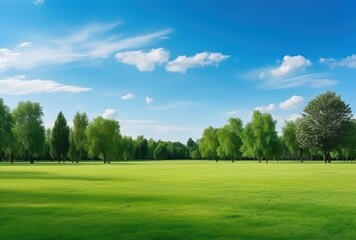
[0,161,355,240]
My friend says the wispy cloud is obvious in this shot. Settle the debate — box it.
[102,109,117,119]
[279,95,305,110]
[120,119,202,142]
[0,75,91,95]
[261,73,338,89]
[121,92,135,100]
[166,52,229,73]
[319,55,356,69]
[33,0,44,6]
[0,22,171,71]
[116,48,169,71]
[148,102,196,111]
[145,97,154,104]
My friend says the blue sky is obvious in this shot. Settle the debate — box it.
[0,0,355,142]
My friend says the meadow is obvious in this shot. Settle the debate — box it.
[0,161,355,239]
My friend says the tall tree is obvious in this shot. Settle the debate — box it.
[86,117,121,163]
[0,99,14,162]
[134,136,148,160]
[199,126,219,161]
[217,118,243,162]
[241,111,279,162]
[50,112,70,163]
[72,111,89,162]
[147,138,157,159]
[12,101,45,163]
[296,91,352,163]
[121,136,135,161]
[186,138,199,159]
[282,120,306,162]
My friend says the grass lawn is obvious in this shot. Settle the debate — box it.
[0,161,356,239]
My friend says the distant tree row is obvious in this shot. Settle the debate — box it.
[0,100,196,163]
[0,91,355,163]
[198,91,356,163]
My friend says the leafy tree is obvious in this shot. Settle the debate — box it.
[199,126,219,161]
[121,136,135,161]
[86,117,121,163]
[187,138,200,159]
[296,91,352,163]
[50,111,70,163]
[12,101,45,163]
[0,99,14,162]
[72,111,89,162]
[167,142,187,159]
[217,118,243,162]
[241,111,279,162]
[282,120,306,162]
[134,135,148,160]
[153,141,169,160]
[43,128,53,160]
[147,138,157,159]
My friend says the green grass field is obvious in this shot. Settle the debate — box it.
[1,161,356,239]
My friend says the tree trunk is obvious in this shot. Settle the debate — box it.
[324,151,331,163]
[299,149,304,163]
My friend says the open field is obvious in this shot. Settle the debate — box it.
[0,161,356,239]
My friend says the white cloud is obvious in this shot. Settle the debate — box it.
[255,103,276,112]
[166,52,229,73]
[319,55,356,69]
[0,75,91,95]
[269,55,311,77]
[339,55,356,68]
[0,49,20,71]
[102,109,117,119]
[33,0,44,6]
[279,95,305,110]
[121,92,135,100]
[145,97,154,104]
[116,48,169,71]
[0,22,171,71]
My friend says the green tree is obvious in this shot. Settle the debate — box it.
[86,117,121,163]
[147,138,157,159]
[50,111,70,163]
[134,136,148,160]
[296,92,353,163]
[12,101,45,163]
[199,126,219,161]
[153,141,169,160]
[282,120,306,162]
[121,136,135,161]
[72,111,89,162]
[217,118,243,162]
[187,138,201,159]
[241,111,279,163]
[0,99,14,162]
[43,128,53,160]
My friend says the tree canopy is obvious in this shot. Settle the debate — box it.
[50,111,70,162]
[86,117,121,163]
[296,91,353,163]
[12,101,45,163]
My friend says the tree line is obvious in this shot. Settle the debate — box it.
[0,91,355,163]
